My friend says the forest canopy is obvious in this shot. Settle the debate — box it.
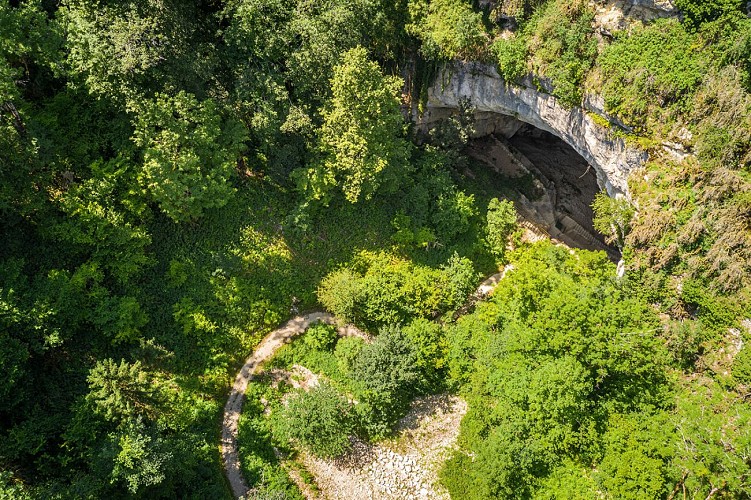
[2,0,751,498]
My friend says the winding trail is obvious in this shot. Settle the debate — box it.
[221,271,509,499]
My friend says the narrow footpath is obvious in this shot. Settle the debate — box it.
[221,271,509,498]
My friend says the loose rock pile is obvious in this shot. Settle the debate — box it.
[365,449,433,499]
[299,394,466,500]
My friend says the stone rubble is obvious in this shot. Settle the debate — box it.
[300,394,467,500]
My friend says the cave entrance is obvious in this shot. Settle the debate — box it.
[464,121,618,259]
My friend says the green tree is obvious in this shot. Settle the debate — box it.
[54,158,152,285]
[106,417,172,495]
[592,192,635,249]
[317,268,365,324]
[350,325,421,437]
[132,91,247,222]
[276,382,353,458]
[86,359,160,423]
[441,243,670,498]
[407,0,487,61]
[596,413,674,499]
[61,0,207,102]
[297,47,409,203]
[402,318,447,389]
[485,198,517,260]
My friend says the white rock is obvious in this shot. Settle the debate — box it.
[422,63,650,198]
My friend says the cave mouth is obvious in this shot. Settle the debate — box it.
[465,121,618,259]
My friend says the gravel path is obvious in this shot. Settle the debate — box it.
[221,270,508,499]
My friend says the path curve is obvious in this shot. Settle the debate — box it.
[222,312,365,498]
[222,270,509,499]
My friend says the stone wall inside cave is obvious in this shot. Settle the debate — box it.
[419,62,649,197]
[414,63,642,257]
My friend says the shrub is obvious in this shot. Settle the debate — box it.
[592,193,635,248]
[661,320,707,370]
[303,321,338,352]
[440,243,670,497]
[525,0,597,107]
[597,19,703,131]
[317,268,364,323]
[396,148,479,247]
[402,318,447,389]
[317,251,477,329]
[407,0,488,61]
[275,382,353,458]
[439,253,478,309]
[351,326,421,437]
[674,0,744,30]
[334,336,365,374]
[433,190,477,242]
[733,342,751,386]
[493,35,528,83]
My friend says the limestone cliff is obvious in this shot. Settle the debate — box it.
[420,62,649,196]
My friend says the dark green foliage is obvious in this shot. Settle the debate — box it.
[104,416,173,495]
[427,97,476,152]
[392,148,479,248]
[674,0,744,31]
[86,359,161,423]
[351,326,421,438]
[276,382,354,458]
[61,0,209,102]
[132,91,247,222]
[490,0,598,105]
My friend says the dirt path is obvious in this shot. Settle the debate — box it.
[221,271,507,499]
[222,312,365,498]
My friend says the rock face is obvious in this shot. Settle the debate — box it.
[421,63,648,196]
[593,0,678,31]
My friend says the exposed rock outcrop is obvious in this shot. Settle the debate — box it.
[420,62,648,196]
[593,0,679,31]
